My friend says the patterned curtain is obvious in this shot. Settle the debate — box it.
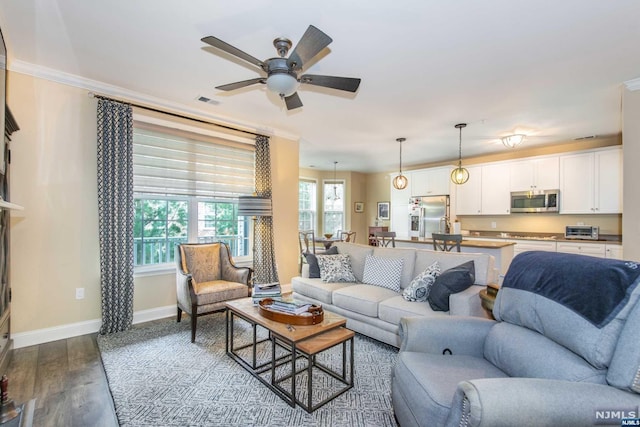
[96,99,135,334]
[254,136,279,284]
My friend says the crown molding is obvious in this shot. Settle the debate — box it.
[624,76,640,91]
[7,60,300,141]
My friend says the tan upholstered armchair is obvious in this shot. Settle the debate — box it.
[176,242,252,342]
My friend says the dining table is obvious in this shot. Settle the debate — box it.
[314,236,343,249]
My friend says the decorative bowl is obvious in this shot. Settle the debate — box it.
[324,233,333,239]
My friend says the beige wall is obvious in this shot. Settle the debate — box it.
[7,72,299,335]
[623,88,640,260]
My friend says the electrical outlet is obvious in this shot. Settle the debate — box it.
[491,222,497,229]
[75,288,85,300]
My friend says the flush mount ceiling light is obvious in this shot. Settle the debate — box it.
[502,134,526,148]
[392,137,409,190]
[451,123,470,185]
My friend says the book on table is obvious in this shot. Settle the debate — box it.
[252,282,282,305]
[264,300,311,315]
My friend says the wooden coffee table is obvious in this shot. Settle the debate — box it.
[225,298,354,411]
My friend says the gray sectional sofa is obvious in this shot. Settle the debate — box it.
[292,242,498,347]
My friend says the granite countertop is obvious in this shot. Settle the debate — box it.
[395,237,515,249]
[464,231,622,245]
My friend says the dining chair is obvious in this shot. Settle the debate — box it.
[374,231,396,247]
[298,230,316,273]
[431,233,462,252]
[339,231,357,243]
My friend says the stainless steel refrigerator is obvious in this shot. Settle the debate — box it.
[408,195,450,238]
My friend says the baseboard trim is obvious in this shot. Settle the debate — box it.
[12,305,175,349]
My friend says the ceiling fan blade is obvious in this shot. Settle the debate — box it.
[299,74,361,92]
[215,78,265,91]
[201,36,264,69]
[287,25,332,71]
[284,92,303,110]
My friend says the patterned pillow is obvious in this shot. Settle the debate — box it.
[362,254,404,292]
[402,261,441,302]
[317,254,357,283]
[304,245,339,278]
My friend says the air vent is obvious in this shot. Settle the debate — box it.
[574,135,597,141]
[196,95,220,105]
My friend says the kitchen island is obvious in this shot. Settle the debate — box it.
[395,237,515,278]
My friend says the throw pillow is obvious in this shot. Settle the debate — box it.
[317,254,357,283]
[402,261,441,302]
[304,245,338,278]
[428,260,476,311]
[362,254,404,292]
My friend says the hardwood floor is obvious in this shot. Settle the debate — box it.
[6,334,119,427]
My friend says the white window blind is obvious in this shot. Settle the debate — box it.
[133,121,256,198]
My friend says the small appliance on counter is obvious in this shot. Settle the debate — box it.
[565,225,599,240]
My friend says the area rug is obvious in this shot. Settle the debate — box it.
[97,312,399,427]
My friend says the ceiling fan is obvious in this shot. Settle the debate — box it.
[201,25,361,110]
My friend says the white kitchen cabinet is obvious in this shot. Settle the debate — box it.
[556,241,606,258]
[390,204,409,237]
[509,156,559,192]
[455,165,482,215]
[481,163,511,215]
[559,147,622,214]
[605,244,624,260]
[411,167,451,196]
[508,239,557,256]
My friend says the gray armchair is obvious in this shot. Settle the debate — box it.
[392,251,640,426]
[176,242,251,342]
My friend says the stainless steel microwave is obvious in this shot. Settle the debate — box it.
[510,189,559,213]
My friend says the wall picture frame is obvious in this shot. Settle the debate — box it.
[354,202,364,213]
[377,201,390,220]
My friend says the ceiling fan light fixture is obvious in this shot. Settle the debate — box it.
[266,73,299,97]
[393,137,408,190]
[502,134,526,148]
[451,123,470,185]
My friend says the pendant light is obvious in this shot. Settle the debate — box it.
[392,137,408,190]
[327,161,340,201]
[451,123,470,185]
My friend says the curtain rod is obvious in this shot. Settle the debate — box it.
[88,92,266,138]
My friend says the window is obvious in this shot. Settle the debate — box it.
[323,180,345,235]
[133,117,255,270]
[298,179,316,231]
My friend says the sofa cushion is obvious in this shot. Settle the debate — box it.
[484,322,607,384]
[428,261,475,311]
[333,242,374,282]
[291,277,354,305]
[362,254,404,292]
[372,247,417,289]
[333,284,399,317]
[304,245,338,278]
[414,251,495,286]
[393,352,508,427]
[317,254,357,283]
[379,295,448,325]
[402,261,441,302]
[607,295,640,393]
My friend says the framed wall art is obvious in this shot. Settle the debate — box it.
[377,201,390,220]
[354,202,364,213]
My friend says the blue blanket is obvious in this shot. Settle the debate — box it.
[502,251,640,328]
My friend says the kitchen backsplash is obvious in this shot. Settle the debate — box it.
[458,213,621,235]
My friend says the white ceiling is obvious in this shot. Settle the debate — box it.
[1,0,639,173]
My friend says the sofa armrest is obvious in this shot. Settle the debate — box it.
[301,263,310,278]
[449,284,486,317]
[447,378,640,427]
[399,316,495,356]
